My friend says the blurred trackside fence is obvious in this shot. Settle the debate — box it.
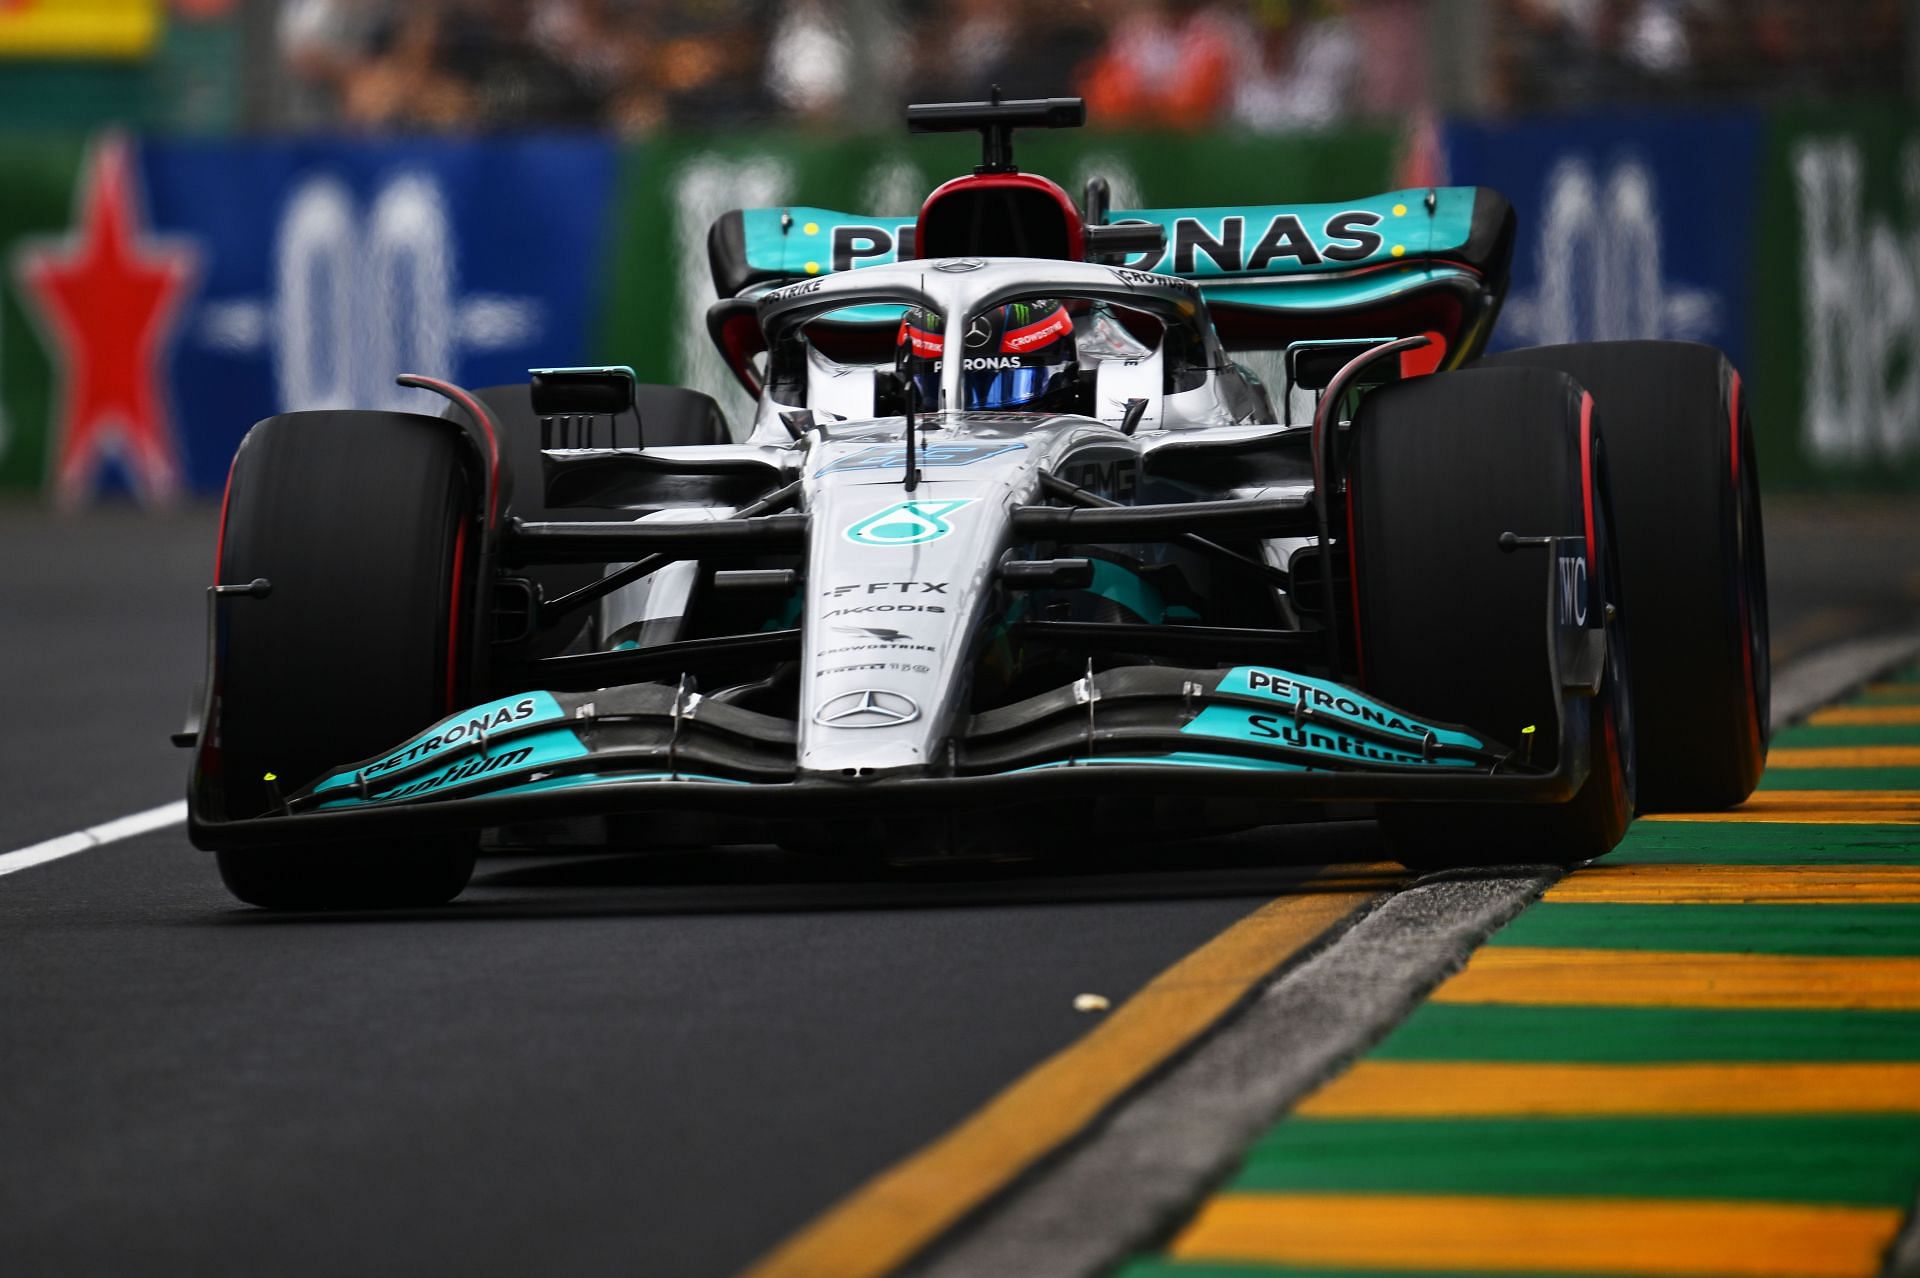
[2,109,1919,504]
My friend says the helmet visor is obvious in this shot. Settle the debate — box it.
[965,366,1053,410]
[908,367,941,411]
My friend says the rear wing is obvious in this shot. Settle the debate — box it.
[707,186,1514,369]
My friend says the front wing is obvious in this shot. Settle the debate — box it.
[189,657,1603,851]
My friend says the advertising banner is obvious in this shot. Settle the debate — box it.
[9,112,1919,499]
[1445,110,1763,375]
[2,127,1393,500]
[2,132,615,501]
[0,0,159,59]
[1754,106,1920,488]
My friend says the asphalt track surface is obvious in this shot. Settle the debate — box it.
[1,497,1916,1277]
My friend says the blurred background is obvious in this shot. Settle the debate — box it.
[2,0,1919,519]
[4,0,1905,135]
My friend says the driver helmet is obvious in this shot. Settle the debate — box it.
[896,298,1076,411]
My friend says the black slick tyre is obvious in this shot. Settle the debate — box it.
[209,410,479,909]
[1478,341,1767,810]
[1350,366,1633,867]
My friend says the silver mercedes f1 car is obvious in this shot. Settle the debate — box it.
[184,96,1768,907]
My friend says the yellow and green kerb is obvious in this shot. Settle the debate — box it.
[1117,664,1920,1278]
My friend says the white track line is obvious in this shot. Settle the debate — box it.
[0,800,187,880]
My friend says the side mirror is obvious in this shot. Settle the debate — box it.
[1286,340,1405,392]
[530,365,637,417]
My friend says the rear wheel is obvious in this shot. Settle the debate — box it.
[1478,341,1767,809]
[1351,367,1633,867]
[209,411,480,909]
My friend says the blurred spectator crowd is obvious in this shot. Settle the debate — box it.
[1497,0,1910,110]
[274,0,1912,133]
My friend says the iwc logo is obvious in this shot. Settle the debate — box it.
[813,689,920,728]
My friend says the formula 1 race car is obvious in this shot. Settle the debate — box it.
[184,95,1769,908]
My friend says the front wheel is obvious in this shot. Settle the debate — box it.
[205,410,481,909]
[1478,341,1767,810]
[1350,366,1634,867]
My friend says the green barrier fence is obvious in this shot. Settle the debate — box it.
[0,134,85,493]
[1756,104,1920,490]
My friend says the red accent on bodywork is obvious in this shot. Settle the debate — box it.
[1398,330,1447,379]
[1586,391,1628,822]
[203,445,242,781]
[1579,391,1596,565]
[1729,368,1757,740]
[445,517,468,713]
[399,374,502,528]
[915,172,1085,262]
[1345,457,1365,686]
[1729,370,1742,484]
[718,310,766,396]
[1208,285,1467,358]
[1315,334,1429,687]
[212,446,239,580]
[394,375,504,714]
[1000,307,1073,353]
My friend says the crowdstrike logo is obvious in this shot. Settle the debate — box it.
[1004,311,1070,350]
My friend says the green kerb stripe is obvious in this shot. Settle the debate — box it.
[1756,767,1920,790]
[1117,664,1920,1278]
[1372,1003,1920,1063]
[1774,723,1920,747]
[1489,903,1920,956]
[1228,1115,1920,1204]
[1605,822,1920,865]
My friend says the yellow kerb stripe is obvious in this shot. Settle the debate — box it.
[1297,1060,1920,1117]
[1809,705,1920,726]
[1167,1192,1900,1277]
[739,869,1392,1278]
[1645,791,1920,824]
[1865,682,1920,700]
[1431,947,1920,1009]
[1767,746,1920,769]
[1546,862,1920,903]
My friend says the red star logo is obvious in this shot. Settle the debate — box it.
[15,134,197,506]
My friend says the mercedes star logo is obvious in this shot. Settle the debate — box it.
[965,316,993,348]
[813,689,921,729]
[934,257,986,273]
